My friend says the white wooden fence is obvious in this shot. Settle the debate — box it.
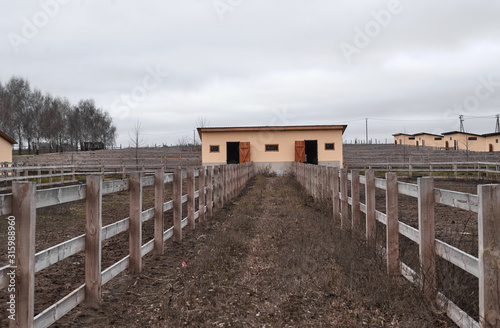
[293,162,499,328]
[0,162,254,328]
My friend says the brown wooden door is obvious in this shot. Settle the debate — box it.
[239,142,250,163]
[295,141,305,162]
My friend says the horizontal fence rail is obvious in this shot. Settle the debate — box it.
[1,162,255,328]
[344,161,500,179]
[293,162,500,328]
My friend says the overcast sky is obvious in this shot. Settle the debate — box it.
[1,1,499,146]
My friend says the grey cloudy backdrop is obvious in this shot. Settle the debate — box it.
[1,0,499,146]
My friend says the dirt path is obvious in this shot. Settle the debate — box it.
[54,175,451,327]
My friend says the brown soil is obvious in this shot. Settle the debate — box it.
[0,174,457,327]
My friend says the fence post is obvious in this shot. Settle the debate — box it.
[37,169,41,184]
[365,169,376,244]
[199,166,206,223]
[60,168,64,183]
[478,184,500,327]
[187,167,195,230]
[122,165,126,180]
[85,175,102,308]
[453,164,458,178]
[418,177,436,302]
[173,167,182,242]
[351,170,360,231]
[11,182,36,328]
[332,167,340,222]
[409,164,413,178]
[340,168,348,229]
[386,173,399,276]
[213,166,219,210]
[49,168,53,185]
[129,172,142,273]
[154,168,164,255]
[72,166,76,181]
[207,166,213,218]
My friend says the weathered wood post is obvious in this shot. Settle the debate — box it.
[408,164,413,179]
[154,168,165,255]
[11,182,36,328]
[207,166,213,218]
[453,163,458,179]
[418,177,436,302]
[332,167,340,222]
[121,165,126,180]
[187,167,195,230]
[72,166,76,181]
[340,168,348,229]
[37,169,41,184]
[49,168,53,185]
[129,172,142,273]
[173,167,182,242]
[365,169,376,244]
[199,166,206,223]
[60,168,64,183]
[478,184,500,327]
[213,166,219,211]
[386,173,399,276]
[351,170,360,231]
[85,175,102,308]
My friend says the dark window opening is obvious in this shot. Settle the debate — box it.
[226,142,239,164]
[210,145,219,152]
[468,137,477,141]
[304,140,318,165]
[265,144,279,151]
[325,143,335,150]
[496,139,499,143]
[434,137,442,140]
[409,137,415,140]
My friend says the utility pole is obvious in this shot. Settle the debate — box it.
[459,115,465,132]
[365,118,368,144]
[495,114,500,133]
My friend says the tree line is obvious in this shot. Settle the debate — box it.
[0,76,117,154]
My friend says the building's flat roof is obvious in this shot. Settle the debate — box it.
[413,132,444,137]
[0,131,17,144]
[441,131,483,137]
[482,132,500,137]
[392,133,413,136]
[198,125,347,139]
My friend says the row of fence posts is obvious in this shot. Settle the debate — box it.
[10,162,254,328]
[292,162,500,328]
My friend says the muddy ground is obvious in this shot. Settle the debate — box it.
[0,174,489,327]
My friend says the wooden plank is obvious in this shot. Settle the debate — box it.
[35,235,85,273]
[435,239,479,278]
[351,170,360,231]
[141,239,155,257]
[365,170,376,244]
[199,166,206,223]
[36,185,86,209]
[398,182,419,198]
[418,177,436,302]
[101,256,129,285]
[434,188,478,213]
[332,167,340,222]
[399,221,419,243]
[163,200,173,212]
[154,169,164,255]
[340,168,348,229]
[375,178,387,190]
[11,181,36,328]
[187,167,195,230]
[85,175,102,308]
[207,166,213,219]
[437,292,480,328]
[386,173,399,276]
[33,284,85,328]
[173,167,182,242]
[0,193,12,215]
[163,226,174,242]
[102,218,129,241]
[129,172,142,273]
[478,184,500,327]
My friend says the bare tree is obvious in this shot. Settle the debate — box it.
[195,115,209,145]
[129,120,146,169]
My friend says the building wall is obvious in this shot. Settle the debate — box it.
[444,133,487,152]
[414,135,445,148]
[201,129,343,171]
[485,136,500,152]
[0,137,13,163]
[394,135,413,146]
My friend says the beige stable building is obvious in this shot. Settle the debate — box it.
[197,125,347,174]
[483,133,500,152]
[441,131,486,152]
[0,131,16,163]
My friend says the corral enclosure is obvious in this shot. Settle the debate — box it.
[1,145,500,327]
